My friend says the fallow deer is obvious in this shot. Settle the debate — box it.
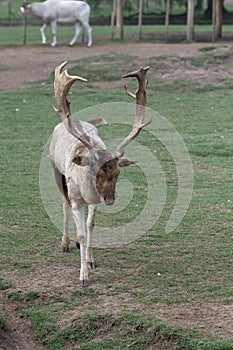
[19,0,92,47]
[50,61,151,286]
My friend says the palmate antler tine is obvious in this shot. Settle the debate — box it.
[123,84,136,100]
[121,66,150,105]
[115,66,152,157]
[121,65,150,79]
[54,61,87,122]
[53,61,93,151]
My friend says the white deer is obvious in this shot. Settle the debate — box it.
[50,61,151,286]
[20,0,92,47]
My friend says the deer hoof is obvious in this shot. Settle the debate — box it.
[62,247,70,253]
[80,280,89,287]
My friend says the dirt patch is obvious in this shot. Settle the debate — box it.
[1,259,233,347]
[0,290,48,350]
[1,42,233,90]
[154,302,233,339]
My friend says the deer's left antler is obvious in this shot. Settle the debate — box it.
[115,66,152,157]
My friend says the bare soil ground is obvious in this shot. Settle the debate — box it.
[1,42,233,350]
[1,41,233,90]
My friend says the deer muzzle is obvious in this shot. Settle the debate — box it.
[104,199,115,206]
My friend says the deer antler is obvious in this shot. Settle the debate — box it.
[53,61,87,121]
[115,66,152,157]
[53,61,93,150]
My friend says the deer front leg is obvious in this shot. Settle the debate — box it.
[61,196,70,253]
[71,203,89,287]
[86,204,97,270]
[40,23,47,44]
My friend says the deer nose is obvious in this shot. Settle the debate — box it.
[104,199,114,206]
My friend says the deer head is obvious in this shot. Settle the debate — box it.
[53,61,151,205]
[19,2,32,15]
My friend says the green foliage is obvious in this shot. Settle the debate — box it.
[0,0,192,22]
[25,291,40,301]
[0,316,9,330]
[0,279,13,290]
[8,291,23,301]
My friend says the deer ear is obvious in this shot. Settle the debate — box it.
[72,155,90,166]
[118,158,136,167]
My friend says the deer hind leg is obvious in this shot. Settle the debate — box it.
[40,23,47,44]
[50,20,57,47]
[61,196,70,253]
[71,203,89,287]
[69,22,81,46]
[82,20,92,47]
[86,204,97,270]
[51,167,70,252]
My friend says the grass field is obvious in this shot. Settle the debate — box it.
[2,22,233,47]
[0,34,233,349]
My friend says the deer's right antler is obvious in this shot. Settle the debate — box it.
[53,61,93,151]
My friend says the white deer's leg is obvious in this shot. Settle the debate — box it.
[51,21,57,47]
[71,203,88,287]
[69,22,81,46]
[61,196,70,253]
[86,204,97,270]
[40,23,47,44]
[82,21,92,47]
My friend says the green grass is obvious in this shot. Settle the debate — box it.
[0,279,13,290]
[0,49,233,349]
[2,23,233,46]
[22,310,233,350]
[0,316,9,330]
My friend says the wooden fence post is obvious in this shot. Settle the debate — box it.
[187,0,195,41]
[23,14,27,45]
[138,0,143,41]
[116,0,123,39]
[111,0,117,40]
[165,0,170,42]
